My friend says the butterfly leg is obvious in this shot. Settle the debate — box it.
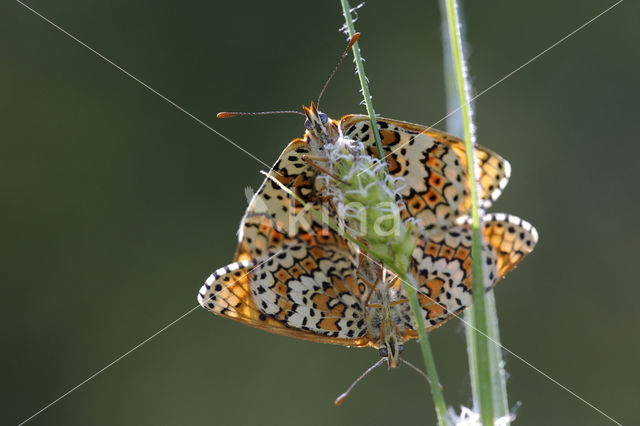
[301,154,330,162]
[301,154,346,184]
[357,263,384,307]
[385,275,400,290]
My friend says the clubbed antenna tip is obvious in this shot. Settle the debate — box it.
[333,357,384,406]
[317,32,361,107]
[216,110,305,119]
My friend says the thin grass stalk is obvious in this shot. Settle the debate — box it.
[400,272,449,425]
[438,1,511,421]
[438,0,464,139]
[485,293,510,418]
[441,0,496,423]
[338,0,387,174]
[338,2,449,423]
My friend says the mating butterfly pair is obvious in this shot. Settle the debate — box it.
[197,103,537,368]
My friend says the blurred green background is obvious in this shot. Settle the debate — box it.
[2,0,638,425]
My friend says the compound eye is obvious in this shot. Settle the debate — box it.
[304,119,312,130]
[319,113,328,124]
[378,346,388,358]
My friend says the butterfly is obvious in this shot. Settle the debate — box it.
[203,102,523,366]
[234,103,511,262]
[199,212,537,368]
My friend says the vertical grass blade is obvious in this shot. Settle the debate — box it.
[440,0,500,423]
[400,272,449,425]
[438,1,511,421]
[338,0,387,173]
[485,293,510,418]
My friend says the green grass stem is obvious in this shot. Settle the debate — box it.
[485,293,510,417]
[339,0,387,174]
[441,0,501,423]
[439,1,511,420]
[399,272,449,425]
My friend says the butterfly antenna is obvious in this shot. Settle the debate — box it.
[317,32,360,108]
[217,110,305,119]
[400,358,443,390]
[334,357,384,406]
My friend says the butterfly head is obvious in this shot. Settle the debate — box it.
[377,323,404,368]
[303,102,339,146]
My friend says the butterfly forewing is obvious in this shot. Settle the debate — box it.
[236,135,344,260]
[340,115,511,231]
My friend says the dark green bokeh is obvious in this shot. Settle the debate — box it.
[2,1,638,425]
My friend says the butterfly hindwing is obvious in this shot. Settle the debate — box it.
[408,213,538,331]
[481,213,538,278]
[200,237,371,346]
